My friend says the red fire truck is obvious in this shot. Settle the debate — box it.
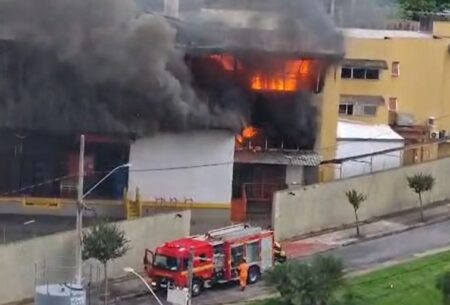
[144,224,280,296]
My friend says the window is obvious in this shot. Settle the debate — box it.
[341,67,352,78]
[353,68,366,79]
[366,69,380,80]
[341,67,380,80]
[339,103,354,115]
[392,61,400,77]
[339,103,377,117]
[361,105,377,116]
[388,97,398,111]
[153,254,179,271]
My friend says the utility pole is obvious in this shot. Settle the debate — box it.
[187,246,194,305]
[75,134,85,286]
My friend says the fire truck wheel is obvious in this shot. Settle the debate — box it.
[248,266,260,285]
[191,278,203,297]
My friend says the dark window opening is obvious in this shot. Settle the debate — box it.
[341,67,352,79]
[366,69,380,80]
[353,68,366,79]
[339,103,354,115]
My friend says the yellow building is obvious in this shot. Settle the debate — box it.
[333,22,450,129]
[318,21,450,181]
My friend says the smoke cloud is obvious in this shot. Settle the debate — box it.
[0,0,239,135]
[0,0,343,149]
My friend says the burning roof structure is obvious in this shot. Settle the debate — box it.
[0,0,344,151]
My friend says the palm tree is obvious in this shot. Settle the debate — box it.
[407,173,435,222]
[345,190,367,237]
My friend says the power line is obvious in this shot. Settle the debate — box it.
[0,162,234,196]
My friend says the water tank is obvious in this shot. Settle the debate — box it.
[35,283,86,305]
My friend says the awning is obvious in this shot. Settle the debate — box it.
[340,94,385,106]
[341,59,388,69]
[234,151,321,166]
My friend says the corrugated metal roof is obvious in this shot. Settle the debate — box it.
[234,151,321,166]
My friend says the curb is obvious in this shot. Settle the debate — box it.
[340,215,450,248]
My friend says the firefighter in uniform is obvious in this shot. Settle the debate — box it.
[238,258,249,291]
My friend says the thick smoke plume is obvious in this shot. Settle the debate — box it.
[0,0,240,135]
[0,0,343,147]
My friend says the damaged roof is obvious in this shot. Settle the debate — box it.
[234,150,321,166]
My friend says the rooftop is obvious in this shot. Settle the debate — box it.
[338,120,404,141]
[342,28,433,39]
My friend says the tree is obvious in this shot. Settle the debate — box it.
[82,222,130,305]
[436,271,450,305]
[398,0,450,18]
[407,173,435,222]
[265,255,344,305]
[345,190,367,237]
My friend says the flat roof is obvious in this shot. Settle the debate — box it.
[338,120,404,141]
[342,28,433,39]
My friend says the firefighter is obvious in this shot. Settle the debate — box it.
[238,258,249,291]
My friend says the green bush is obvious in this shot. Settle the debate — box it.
[265,256,344,305]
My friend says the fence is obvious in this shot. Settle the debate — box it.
[34,256,103,305]
[321,141,440,182]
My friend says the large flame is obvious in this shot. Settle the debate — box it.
[250,60,312,92]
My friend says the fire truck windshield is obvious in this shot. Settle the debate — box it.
[153,254,179,271]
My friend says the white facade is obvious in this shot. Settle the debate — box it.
[128,130,235,207]
[334,120,405,179]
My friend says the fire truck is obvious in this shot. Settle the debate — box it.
[144,224,283,296]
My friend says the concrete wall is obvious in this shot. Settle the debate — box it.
[0,211,190,304]
[273,157,450,240]
[128,130,235,208]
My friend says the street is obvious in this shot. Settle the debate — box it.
[118,219,450,305]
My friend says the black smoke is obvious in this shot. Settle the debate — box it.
[0,0,343,147]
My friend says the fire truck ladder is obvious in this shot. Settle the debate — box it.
[206,224,263,241]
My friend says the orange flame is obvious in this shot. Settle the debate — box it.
[242,126,258,139]
[250,60,312,92]
[235,126,258,146]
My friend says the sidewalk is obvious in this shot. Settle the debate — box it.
[281,202,450,258]
[105,202,450,304]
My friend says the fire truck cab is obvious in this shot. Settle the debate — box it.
[144,224,277,296]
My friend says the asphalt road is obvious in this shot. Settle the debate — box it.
[118,219,450,305]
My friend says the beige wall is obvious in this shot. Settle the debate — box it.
[273,157,450,240]
[318,66,341,182]
[0,211,191,304]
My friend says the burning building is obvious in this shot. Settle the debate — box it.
[0,0,343,222]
